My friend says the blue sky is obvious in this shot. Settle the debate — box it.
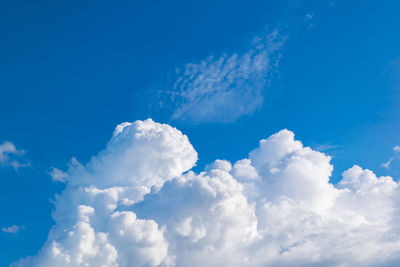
[2,0,400,266]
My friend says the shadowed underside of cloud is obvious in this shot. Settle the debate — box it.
[168,30,286,123]
[14,119,400,267]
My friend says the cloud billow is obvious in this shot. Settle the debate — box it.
[14,119,400,266]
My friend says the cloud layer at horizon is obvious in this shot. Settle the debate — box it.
[14,119,400,266]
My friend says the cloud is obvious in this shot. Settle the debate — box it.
[0,141,29,171]
[382,158,394,169]
[168,30,286,123]
[49,167,69,183]
[381,145,400,169]
[2,225,25,234]
[14,119,400,266]
[313,143,340,152]
[49,158,81,183]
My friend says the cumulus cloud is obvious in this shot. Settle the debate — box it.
[0,141,29,171]
[15,119,400,266]
[168,30,286,123]
[2,225,25,234]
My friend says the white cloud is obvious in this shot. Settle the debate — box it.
[382,157,394,169]
[14,119,400,266]
[313,143,340,152]
[381,145,400,169]
[169,30,286,123]
[2,225,25,234]
[0,141,29,171]
[49,167,69,183]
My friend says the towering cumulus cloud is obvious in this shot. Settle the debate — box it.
[15,119,400,266]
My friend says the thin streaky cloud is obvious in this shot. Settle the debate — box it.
[169,29,286,123]
[382,157,394,169]
[313,143,341,152]
[2,225,25,234]
[381,145,400,169]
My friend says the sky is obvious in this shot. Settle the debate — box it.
[1,0,400,266]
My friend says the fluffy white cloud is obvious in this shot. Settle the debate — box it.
[14,119,196,267]
[168,30,286,123]
[15,119,400,266]
[0,141,29,171]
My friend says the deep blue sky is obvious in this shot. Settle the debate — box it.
[1,0,400,265]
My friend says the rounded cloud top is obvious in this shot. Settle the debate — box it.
[14,120,400,267]
[70,119,198,191]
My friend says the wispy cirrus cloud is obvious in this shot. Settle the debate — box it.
[382,145,400,169]
[148,1,333,124]
[0,141,29,171]
[313,143,341,152]
[2,225,25,234]
[167,29,286,123]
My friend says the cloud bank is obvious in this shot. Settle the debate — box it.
[15,119,400,266]
[169,30,285,123]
